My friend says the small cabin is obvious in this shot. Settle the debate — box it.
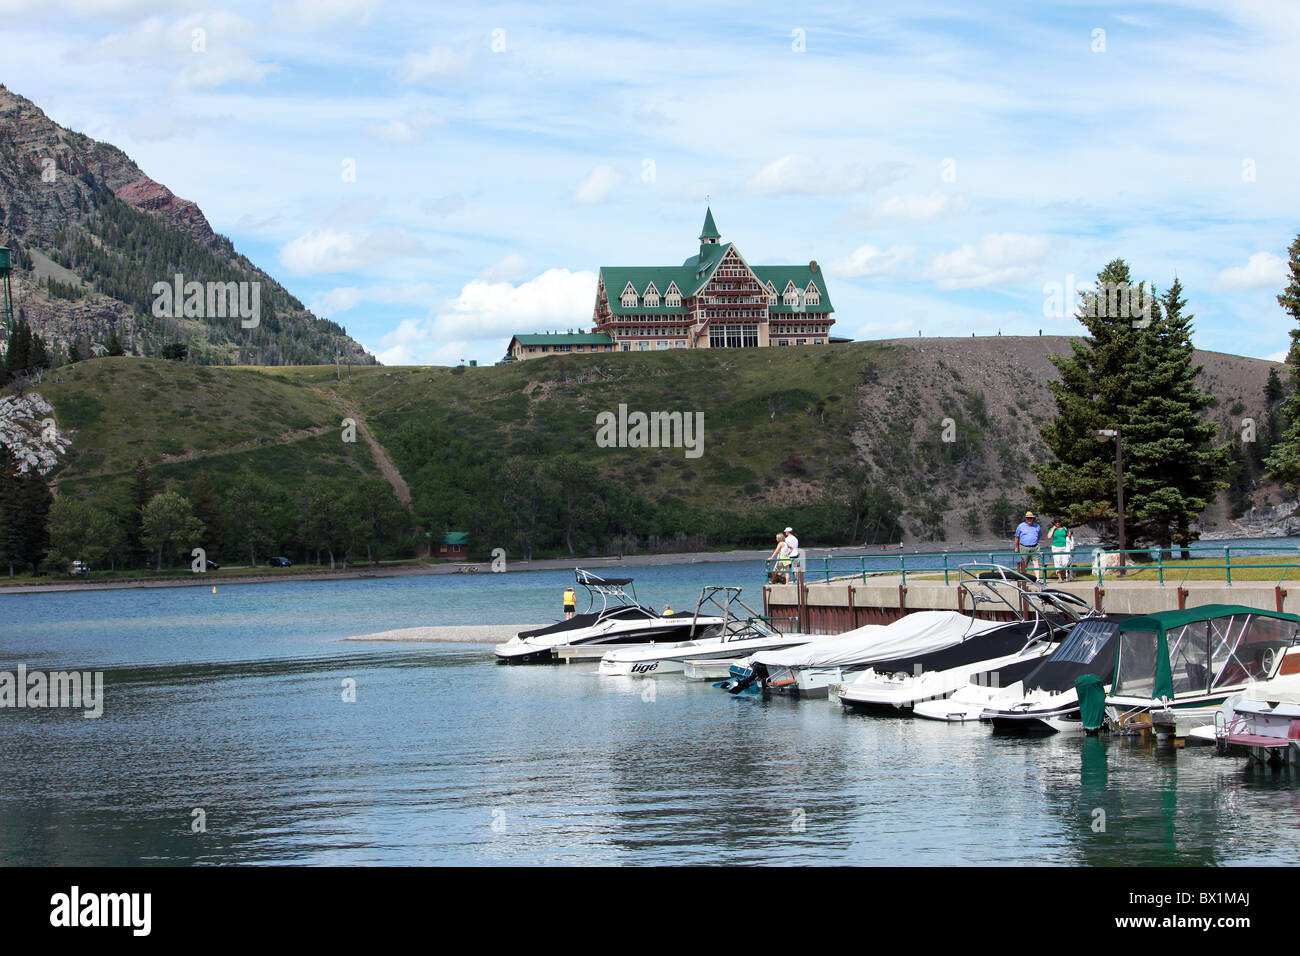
[437,532,470,559]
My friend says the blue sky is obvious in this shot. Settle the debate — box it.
[2,0,1297,366]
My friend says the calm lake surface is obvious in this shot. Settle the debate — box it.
[4,546,1300,866]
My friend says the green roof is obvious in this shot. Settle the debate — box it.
[442,532,469,545]
[1118,604,1300,632]
[699,207,720,240]
[511,333,614,346]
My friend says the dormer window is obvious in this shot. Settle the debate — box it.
[621,282,638,308]
[782,281,799,307]
[665,281,682,308]
[644,282,660,308]
[804,282,820,306]
[766,281,777,305]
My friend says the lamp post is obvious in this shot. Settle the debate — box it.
[1095,428,1125,574]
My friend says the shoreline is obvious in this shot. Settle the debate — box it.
[2,534,1292,595]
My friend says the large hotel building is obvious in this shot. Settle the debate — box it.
[505,209,837,361]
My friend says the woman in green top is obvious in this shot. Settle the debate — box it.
[1049,519,1071,582]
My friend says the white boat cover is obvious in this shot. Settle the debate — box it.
[748,611,1003,670]
[1244,671,1300,706]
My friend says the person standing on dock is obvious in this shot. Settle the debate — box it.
[563,586,577,619]
[1049,518,1071,582]
[767,532,790,583]
[783,527,801,579]
[1014,511,1043,582]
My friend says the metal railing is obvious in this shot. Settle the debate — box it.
[765,545,1300,588]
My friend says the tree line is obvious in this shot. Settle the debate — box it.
[0,461,413,577]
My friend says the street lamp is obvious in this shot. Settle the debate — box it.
[1094,428,1125,574]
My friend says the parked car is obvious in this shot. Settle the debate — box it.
[206,560,220,571]
[267,556,293,568]
[70,561,90,577]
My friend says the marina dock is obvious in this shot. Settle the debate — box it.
[765,575,1300,634]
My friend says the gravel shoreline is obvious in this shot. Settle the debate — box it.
[344,625,536,644]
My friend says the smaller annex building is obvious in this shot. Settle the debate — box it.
[504,332,615,362]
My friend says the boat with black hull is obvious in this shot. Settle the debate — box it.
[494,570,725,663]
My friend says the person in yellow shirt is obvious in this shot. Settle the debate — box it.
[663,604,674,616]
[563,586,576,619]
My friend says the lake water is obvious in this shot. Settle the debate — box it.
[3,548,1300,866]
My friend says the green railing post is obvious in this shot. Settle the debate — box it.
[1225,547,1232,586]
[943,552,950,585]
[1158,550,1164,586]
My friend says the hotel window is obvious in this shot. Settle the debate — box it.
[795,338,806,345]
[708,323,759,349]
[554,344,571,352]
[622,343,631,351]
[638,342,650,351]
[805,284,821,306]
[657,341,669,349]
[674,341,685,348]
[621,283,638,308]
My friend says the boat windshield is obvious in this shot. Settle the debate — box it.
[1024,620,1120,693]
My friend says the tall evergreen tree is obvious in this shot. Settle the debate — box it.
[190,470,224,558]
[1029,260,1157,536]
[1265,234,1300,490]
[124,459,155,568]
[1118,278,1228,555]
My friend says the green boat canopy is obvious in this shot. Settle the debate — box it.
[1117,604,1300,633]
[1113,604,1300,701]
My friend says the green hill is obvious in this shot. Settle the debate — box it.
[17,335,1285,570]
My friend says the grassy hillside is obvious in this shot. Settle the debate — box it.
[42,357,383,501]
[21,336,1287,563]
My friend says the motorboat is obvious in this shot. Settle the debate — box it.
[599,587,817,677]
[493,570,725,663]
[1193,672,1300,763]
[1105,605,1300,737]
[724,564,1094,699]
[947,617,1124,731]
[722,610,1008,698]
[834,618,1061,711]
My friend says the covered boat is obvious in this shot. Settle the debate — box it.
[834,619,1060,711]
[723,610,1007,698]
[1106,604,1300,736]
[975,617,1124,732]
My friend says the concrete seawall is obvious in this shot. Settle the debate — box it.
[764,575,1298,634]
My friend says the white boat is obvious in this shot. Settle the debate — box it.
[727,564,1097,699]
[724,610,1009,698]
[834,621,1060,711]
[1187,672,1300,762]
[598,586,814,677]
[978,618,1124,733]
[494,570,725,663]
[1105,604,1300,737]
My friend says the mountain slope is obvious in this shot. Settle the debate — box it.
[0,85,373,367]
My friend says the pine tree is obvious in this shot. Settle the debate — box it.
[1029,260,1157,537]
[190,470,224,558]
[106,330,125,357]
[1265,234,1300,490]
[1118,278,1228,555]
[124,459,154,568]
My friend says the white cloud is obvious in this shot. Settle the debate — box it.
[573,164,624,205]
[479,254,530,282]
[273,0,382,30]
[400,44,473,83]
[746,155,907,197]
[431,268,596,340]
[279,227,427,276]
[928,233,1054,290]
[827,244,916,279]
[1214,252,1289,291]
[311,282,439,315]
[78,13,277,89]
[1265,349,1289,363]
[869,192,970,224]
[363,111,443,144]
